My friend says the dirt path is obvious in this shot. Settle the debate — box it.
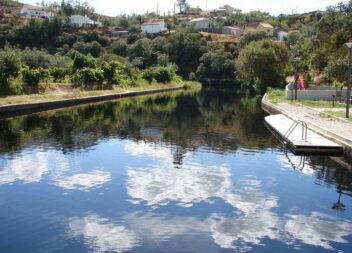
[277,102,352,141]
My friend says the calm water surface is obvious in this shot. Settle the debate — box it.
[0,87,351,253]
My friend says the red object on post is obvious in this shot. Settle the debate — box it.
[298,77,305,90]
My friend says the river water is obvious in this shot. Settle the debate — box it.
[0,87,351,253]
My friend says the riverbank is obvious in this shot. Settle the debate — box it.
[0,81,199,117]
[262,93,352,161]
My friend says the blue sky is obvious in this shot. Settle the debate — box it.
[21,0,344,16]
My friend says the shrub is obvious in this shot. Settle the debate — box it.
[72,67,104,87]
[111,40,127,57]
[154,67,172,83]
[50,67,69,82]
[188,72,197,81]
[101,61,119,84]
[0,46,22,90]
[72,41,102,57]
[21,67,48,87]
[20,48,71,69]
[141,68,155,83]
[71,53,97,73]
[157,53,169,67]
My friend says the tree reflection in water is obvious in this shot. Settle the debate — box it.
[0,86,352,211]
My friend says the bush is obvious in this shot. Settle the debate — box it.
[20,48,71,69]
[50,67,69,82]
[21,67,49,87]
[71,53,97,73]
[72,67,104,87]
[141,68,155,83]
[154,67,172,83]
[111,40,127,57]
[0,46,22,90]
[101,61,119,84]
[188,72,197,81]
[72,41,103,57]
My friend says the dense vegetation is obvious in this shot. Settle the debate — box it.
[0,0,351,97]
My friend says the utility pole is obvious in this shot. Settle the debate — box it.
[294,57,301,100]
[345,43,352,118]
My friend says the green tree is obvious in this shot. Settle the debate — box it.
[101,61,119,85]
[197,46,235,79]
[111,40,127,57]
[0,45,22,89]
[235,39,290,94]
[128,38,154,69]
[21,67,49,87]
[71,53,97,73]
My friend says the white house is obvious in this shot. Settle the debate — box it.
[222,26,243,36]
[70,15,100,27]
[190,17,211,31]
[20,4,54,19]
[141,20,167,35]
[278,31,289,41]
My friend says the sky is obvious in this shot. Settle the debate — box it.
[21,0,344,16]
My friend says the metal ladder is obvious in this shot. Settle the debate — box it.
[284,120,308,141]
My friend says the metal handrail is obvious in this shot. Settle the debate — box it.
[284,120,308,141]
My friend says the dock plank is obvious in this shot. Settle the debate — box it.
[265,114,343,155]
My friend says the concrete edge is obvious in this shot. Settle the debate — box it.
[261,94,352,158]
[0,86,184,115]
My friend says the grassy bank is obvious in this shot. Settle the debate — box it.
[267,88,351,121]
[0,81,200,106]
[267,88,345,109]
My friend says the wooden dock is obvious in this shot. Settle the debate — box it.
[265,114,344,155]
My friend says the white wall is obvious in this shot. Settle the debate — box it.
[285,85,348,101]
[191,21,210,30]
[141,23,167,34]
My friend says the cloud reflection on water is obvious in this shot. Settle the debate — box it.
[0,151,67,185]
[123,141,352,252]
[69,214,140,253]
[52,170,111,191]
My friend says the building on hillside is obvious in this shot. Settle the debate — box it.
[273,27,289,41]
[277,31,289,41]
[46,11,56,19]
[20,4,54,19]
[256,22,274,36]
[70,15,101,27]
[141,20,167,34]
[222,26,243,36]
[112,30,129,38]
[244,22,259,34]
[190,17,211,31]
[244,22,274,36]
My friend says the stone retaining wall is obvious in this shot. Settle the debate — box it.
[0,86,184,118]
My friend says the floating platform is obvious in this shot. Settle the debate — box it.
[265,114,344,156]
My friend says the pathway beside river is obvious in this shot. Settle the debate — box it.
[277,102,352,141]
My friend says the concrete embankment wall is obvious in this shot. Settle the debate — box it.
[261,94,352,162]
[0,86,184,118]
